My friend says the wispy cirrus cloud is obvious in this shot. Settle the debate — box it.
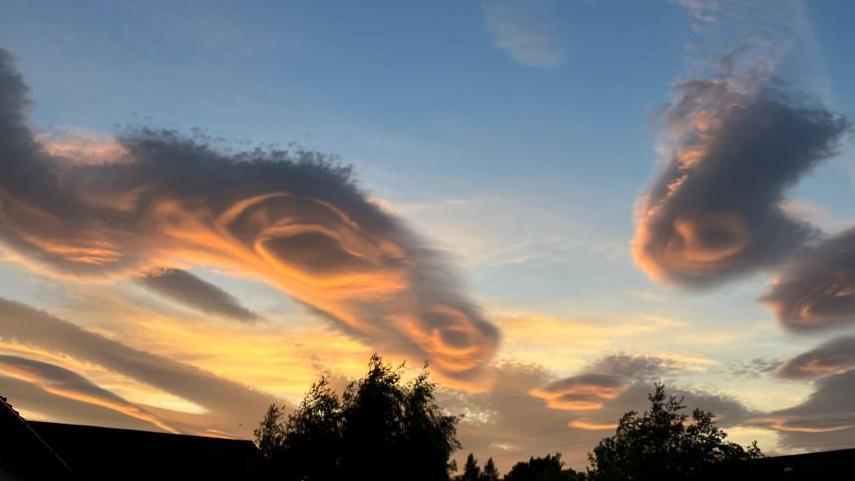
[483,0,565,68]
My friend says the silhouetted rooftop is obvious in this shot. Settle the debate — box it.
[704,447,855,481]
[0,397,76,480]
[28,421,262,481]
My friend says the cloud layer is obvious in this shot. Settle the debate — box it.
[444,354,753,471]
[0,297,275,435]
[752,338,855,449]
[0,354,176,433]
[0,49,498,388]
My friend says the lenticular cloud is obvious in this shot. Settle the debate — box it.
[632,75,846,287]
[0,49,498,389]
[763,229,855,331]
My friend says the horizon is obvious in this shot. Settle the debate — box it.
[1,0,855,472]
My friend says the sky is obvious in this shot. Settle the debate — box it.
[1,0,855,471]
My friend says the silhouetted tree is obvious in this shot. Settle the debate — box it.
[458,453,481,481]
[255,353,460,481]
[280,377,342,481]
[481,457,500,481]
[399,367,461,481]
[504,453,581,481]
[586,383,762,481]
[253,404,285,460]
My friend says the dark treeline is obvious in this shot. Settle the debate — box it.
[255,355,761,481]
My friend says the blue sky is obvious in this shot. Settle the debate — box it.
[1,0,855,470]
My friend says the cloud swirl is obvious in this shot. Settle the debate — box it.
[0,49,498,388]
[763,229,855,331]
[632,75,847,287]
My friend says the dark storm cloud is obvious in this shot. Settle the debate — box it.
[0,354,176,432]
[632,76,848,287]
[139,268,260,322]
[762,229,855,331]
[0,49,498,387]
[0,297,275,435]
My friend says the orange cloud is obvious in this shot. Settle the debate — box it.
[568,420,617,431]
[0,51,499,389]
[0,355,177,433]
[753,416,855,434]
[530,373,627,411]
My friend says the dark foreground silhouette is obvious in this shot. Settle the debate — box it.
[253,355,763,481]
[2,355,854,480]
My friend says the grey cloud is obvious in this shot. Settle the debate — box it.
[0,49,498,387]
[531,353,752,427]
[763,370,855,450]
[139,268,260,322]
[775,336,855,380]
[0,297,276,436]
[442,355,753,471]
[743,340,855,450]
[632,75,847,287]
[585,353,674,380]
[725,357,781,378]
[762,229,855,331]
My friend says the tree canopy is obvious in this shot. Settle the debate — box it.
[504,453,583,481]
[455,453,503,481]
[254,354,460,481]
[256,363,762,481]
[585,383,761,481]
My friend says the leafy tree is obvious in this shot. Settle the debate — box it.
[586,383,762,481]
[254,353,460,481]
[504,453,581,481]
[399,367,461,480]
[458,453,481,481]
[253,404,285,460]
[481,457,500,481]
[280,377,342,481]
